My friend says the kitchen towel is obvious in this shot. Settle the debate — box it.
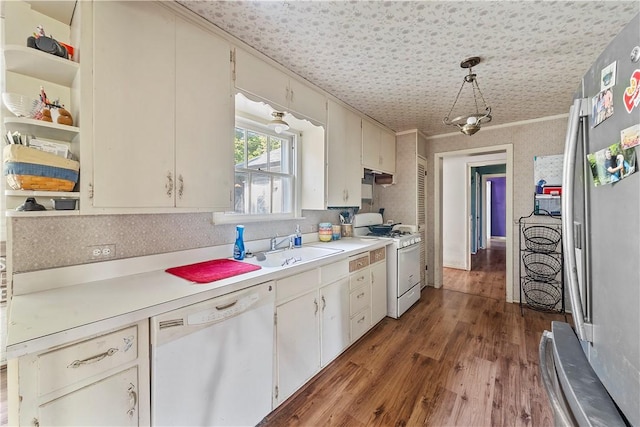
[166,259,261,283]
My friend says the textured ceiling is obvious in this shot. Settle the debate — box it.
[176,1,639,136]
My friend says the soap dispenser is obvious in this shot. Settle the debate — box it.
[294,224,302,247]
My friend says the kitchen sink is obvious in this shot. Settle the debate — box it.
[243,246,344,268]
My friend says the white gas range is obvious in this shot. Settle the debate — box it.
[352,213,422,318]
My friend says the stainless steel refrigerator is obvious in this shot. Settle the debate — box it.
[540,13,640,426]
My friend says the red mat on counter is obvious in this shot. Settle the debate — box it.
[166,259,261,283]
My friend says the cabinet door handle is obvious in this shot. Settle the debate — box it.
[127,383,137,418]
[178,174,184,198]
[314,299,318,314]
[166,172,173,197]
[322,295,326,311]
[67,347,119,368]
[290,88,294,103]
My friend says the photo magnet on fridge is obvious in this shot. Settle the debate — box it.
[601,61,617,91]
[587,142,637,187]
[592,88,614,128]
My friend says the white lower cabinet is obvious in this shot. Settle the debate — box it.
[275,289,321,406]
[38,367,140,426]
[348,253,372,343]
[274,259,349,407]
[9,321,150,426]
[370,248,388,324]
[320,277,350,367]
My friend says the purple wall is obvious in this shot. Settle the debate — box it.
[489,177,506,237]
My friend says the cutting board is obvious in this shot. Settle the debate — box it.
[166,259,261,284]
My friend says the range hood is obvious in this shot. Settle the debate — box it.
[364,168,394,188]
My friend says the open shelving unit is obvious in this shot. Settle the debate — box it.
[3,39,81,216]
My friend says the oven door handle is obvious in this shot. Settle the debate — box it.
[397,243,420,254]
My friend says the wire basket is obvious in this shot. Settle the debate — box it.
[523,225,561,253]
[522,277,562,311]
[522,252,562,282]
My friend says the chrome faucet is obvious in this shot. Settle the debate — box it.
[270,234,294,251]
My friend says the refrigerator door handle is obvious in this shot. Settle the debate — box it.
[539,331,576,427]
[561,98,592,343]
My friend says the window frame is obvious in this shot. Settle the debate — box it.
[214,117,302,224]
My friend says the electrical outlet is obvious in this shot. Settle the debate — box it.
[88,244,116,260]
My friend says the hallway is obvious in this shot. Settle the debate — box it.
[443,239,506,300]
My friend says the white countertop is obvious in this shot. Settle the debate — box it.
[6,237,389,358]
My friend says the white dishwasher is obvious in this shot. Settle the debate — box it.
[150,282,275,426]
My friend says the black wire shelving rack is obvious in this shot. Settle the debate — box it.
[518,210,565,315]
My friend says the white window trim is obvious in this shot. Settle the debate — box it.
[213,118,302,224]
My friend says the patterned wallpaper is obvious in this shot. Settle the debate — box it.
[10,210,337,273]
[377,132,418,226]
[177,0,638,136]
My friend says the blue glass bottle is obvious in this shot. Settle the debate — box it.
[233,225,245,260]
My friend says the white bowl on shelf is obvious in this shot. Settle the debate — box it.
[2,92,44,118]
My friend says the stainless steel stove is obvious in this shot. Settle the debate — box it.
[352,213,422,318]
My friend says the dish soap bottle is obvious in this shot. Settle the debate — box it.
[233,225,246,260]
[294,224,302,247]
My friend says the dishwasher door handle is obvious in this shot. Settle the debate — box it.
[187,292,260,326]
[215,300,238,311]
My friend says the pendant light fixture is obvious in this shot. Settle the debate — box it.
[268,111,289,134]
[443,56,492,136]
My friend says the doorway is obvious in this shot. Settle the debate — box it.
[482,173,507,248]
[434,144,514,302]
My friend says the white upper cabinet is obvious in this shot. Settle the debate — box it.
[326,100,362,207]
[88,2,232,211]
[91,1,176,208]
[362,118,396,174]
[234,48,326,124]
[175,17,233,210]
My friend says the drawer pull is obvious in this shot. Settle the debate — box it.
[67,347,119,368]
[358,316,365,323]
[357,275,365,282]
[357,292,365,299]
[127,383,137,418]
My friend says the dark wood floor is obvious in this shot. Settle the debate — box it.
[442,239,506,300]
[0,366,6,426]
[264,239,568,426]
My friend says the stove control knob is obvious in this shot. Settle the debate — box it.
[410,238,415,245]
[416,236,422,243]
[402,241,409,247]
